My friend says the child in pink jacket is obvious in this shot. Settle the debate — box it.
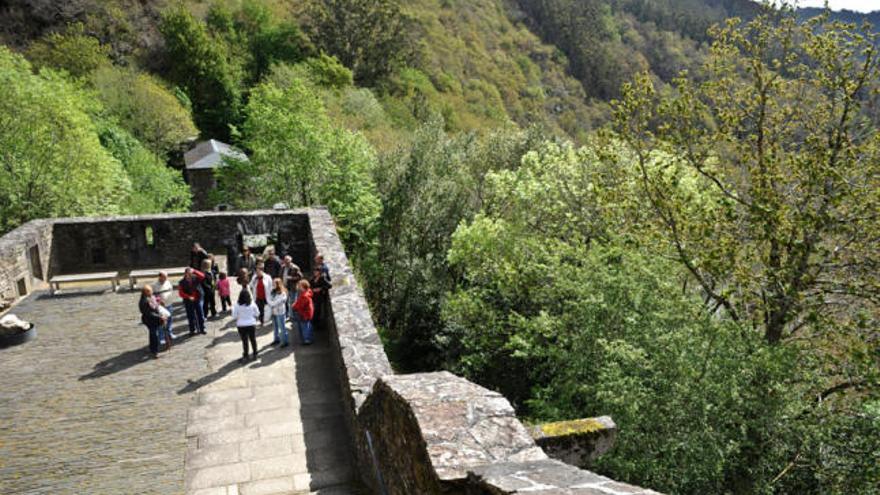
[217,272,232,313]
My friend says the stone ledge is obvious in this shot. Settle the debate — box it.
[529,417,618,468]
[467,459,663,495]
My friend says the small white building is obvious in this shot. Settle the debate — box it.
[184,139,248,211]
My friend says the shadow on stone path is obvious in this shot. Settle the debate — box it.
[182,293,362,495]
[0,290,212,494]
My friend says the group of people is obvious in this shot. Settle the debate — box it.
[138,242,332,361]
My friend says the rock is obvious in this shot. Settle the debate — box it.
[529,416,618,468]
[0,313,33,337]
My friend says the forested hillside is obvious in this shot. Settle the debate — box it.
[1,1,878,493]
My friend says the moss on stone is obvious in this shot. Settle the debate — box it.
[538,418,606,437]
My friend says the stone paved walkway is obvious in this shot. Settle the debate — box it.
[183,304,359,494]
[0,286,360,495]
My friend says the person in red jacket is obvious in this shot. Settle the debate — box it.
[292,279,314,345]
[179,268,206,335]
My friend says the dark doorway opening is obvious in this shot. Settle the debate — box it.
[28,245,43,281]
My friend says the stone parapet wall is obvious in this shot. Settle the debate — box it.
[0,220,52,309]
[308,208,660,495]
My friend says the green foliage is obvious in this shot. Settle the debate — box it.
[306,0,413,85]
[614,10,880,346]
[206,0,313,85]
[215,78,380,260]
[0,47,130,233]
[26,23,111,78]
[92,66,198,156]
[366,117,543,370]
[160,6,243,140]
[444,139,880,493]
[396,0,596,138]
[98,125,192,214]
[298,54,354,89]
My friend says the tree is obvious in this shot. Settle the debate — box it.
[366,117,541,370]
[613,7,880,492]
[0,47,129,233]
[99,125,191,213]
[92,66,198,156]
[445,140,880,493]
[159,6,242,140]
[614,8,880,346]
[306,0,413,85]
[205,0,313,85]
[26,23,111,77]
[215,78,380,260]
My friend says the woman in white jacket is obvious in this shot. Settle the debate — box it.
[249,263,274,326]
[267,278,289,347]
[232,288,260,363]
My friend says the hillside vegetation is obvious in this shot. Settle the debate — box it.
[1,1,879,493]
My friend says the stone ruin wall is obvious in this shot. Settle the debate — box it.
[0,209,659,494]
[0,219,53,309]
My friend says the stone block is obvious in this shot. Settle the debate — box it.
[529,416,618,468]
[186,443,241,469]
[239,475,296,495]
[185,462,251,490]
[239,436,294,462]
[249,454,308,480]
[199,427,260,448]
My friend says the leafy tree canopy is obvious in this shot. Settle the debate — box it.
[26,23,111,78]
[215,77,380,261]
[0,47,130,232]
[306,0,414,85]
[92,66,198,156]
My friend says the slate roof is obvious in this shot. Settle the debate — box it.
[184,139,248,170]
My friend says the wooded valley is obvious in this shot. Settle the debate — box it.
[0,1,878,493]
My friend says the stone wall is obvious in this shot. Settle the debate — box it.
[0,220,52,309]
[49,211,313,276]
[307,208,661,495]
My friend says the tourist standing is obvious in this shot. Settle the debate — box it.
[139,285,165,359]
[281,256,302,318]
[179,268,206,334]
[249,263,273,326]
[217,272,231,313]
[310,267,332,331]
[190,243,209,270]
[232,289,259,363]
[292,279,314,345]
[207,253,220,277]
[152,271,177,344]
[268,278,288,347]
[201,259,217,319]
[315,254,331,282]
[264,249,282,279]
[237,247,256,277]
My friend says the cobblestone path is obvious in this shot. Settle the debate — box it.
[0,287,359,494]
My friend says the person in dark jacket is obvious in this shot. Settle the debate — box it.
[190,243,209,270]
[264,249,282,279]
[281,256,302,319]
[314,254,331,282]
[237,247,256,278]
[200,259,217,319]
[139,285,166,359]
[179,268,206,334]
[309,267,332,331]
